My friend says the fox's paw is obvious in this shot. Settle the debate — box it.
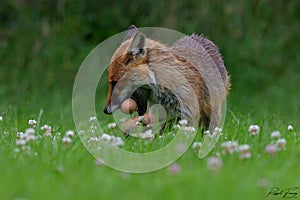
[121,113,152,135]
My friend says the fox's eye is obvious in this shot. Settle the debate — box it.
[111,81,118,91]
[124,57,132,65]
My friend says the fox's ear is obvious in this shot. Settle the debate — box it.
[128,32,146,57]
[123,25,139,41]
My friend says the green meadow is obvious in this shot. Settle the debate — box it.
[0,1,299,199]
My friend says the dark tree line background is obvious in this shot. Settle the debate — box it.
[0,0,299,119]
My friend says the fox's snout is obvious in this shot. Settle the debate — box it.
[103,80,119,115]
[103,105,112,115]
[104,104,120,115]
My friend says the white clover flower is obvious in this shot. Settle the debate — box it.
[288,125,293,131]
[221,141,238,154]
[108,122,117,129]
[239,144,251,159]
[220,141,231,148]
[248,125,260,135]
[277,138,286,150]
[180,126,196,133]
[213,127,222,135]
[207,156,222,171]
[25,134,36,141]
[44,132,52,137]
[25,128,35,135]
[144,129,153,136]
[240,152,251,159]
[28,119,37,127]
[90,125,97,131]
[192,142,202,151]
[17,132,24,139]
[112,137,125,147]
[265,144,277,156]
[179,119,188,126]
[0,116,2,122]
[24,128,36,141]
[100,133,112,142]
[89,116,97,122]
[132,129,155,140]
[88,137,99,143]
[271,131,281,138]
[239,144,250,151]
[141,129,155,139]
[146,124,153,128]
[41,124,52,137]
[62,136,72,144]
[16,138,26,146]
[66,130,75,137]
[203,130,210,135]
[41,124,51,131]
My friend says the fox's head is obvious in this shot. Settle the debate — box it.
[103,25,150,115]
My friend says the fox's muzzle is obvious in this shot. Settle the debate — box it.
[104,74,150,116]
[104,80,118,115]
[104,104,120,115]
[103,106,112,115]
[104,88,149,116]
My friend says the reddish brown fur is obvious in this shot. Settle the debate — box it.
[105,29,230,128]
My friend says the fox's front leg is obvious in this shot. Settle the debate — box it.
[121,113,152,135]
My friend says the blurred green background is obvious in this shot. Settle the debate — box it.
[0,0,299,122]
[0,1,299,200]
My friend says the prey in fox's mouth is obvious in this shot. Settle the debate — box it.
[103,84,150,117]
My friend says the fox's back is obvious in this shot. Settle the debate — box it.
[171,34,230,91]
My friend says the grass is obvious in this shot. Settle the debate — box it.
[1,0,299,199]
[1,103,299,200]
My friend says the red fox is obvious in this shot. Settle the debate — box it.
[104,25,230,129]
